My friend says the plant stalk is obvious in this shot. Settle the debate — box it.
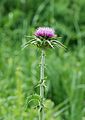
[39,49,45,120]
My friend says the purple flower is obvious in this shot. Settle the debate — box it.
[35,27,56,38]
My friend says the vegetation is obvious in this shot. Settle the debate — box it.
[0,0,85,120]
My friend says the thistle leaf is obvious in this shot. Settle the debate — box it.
[31,40,37,44]
[36,38,42,43]
[51,40,67,50]
[25,94,41,110]
[21,44,29,50]
[22,40,33,46]
[47,40,54,48]
[21,39,36,49]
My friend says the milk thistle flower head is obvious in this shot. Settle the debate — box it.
[23,27,66,49]
[35,27,56,38]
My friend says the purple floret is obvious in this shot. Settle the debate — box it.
[35,27,56,38]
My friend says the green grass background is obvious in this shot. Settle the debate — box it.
[0,0,85,120]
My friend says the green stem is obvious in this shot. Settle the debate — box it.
[39,49,45,120]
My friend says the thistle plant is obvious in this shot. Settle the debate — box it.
[23,27,66,120]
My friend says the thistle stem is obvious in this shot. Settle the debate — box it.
[39,49,45,120]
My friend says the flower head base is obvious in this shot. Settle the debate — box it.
[23,27,67,50]
[35,27,56,38]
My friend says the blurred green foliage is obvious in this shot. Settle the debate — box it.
[0,0,85,120]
